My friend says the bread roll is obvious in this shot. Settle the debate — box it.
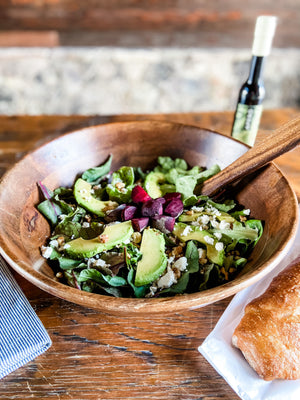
[232,257,300,381]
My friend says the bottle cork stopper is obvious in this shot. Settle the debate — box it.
[252,16,277,57]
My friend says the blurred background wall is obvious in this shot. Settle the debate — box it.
[0,0,299,115]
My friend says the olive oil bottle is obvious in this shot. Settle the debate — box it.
[231,16,277,146]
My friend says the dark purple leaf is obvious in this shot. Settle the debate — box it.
[37,181,60,218]
[109,262,126,276]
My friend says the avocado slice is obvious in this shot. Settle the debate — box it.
[134,228,167,286]
[144,172,166,199]
[74,178,118,217]
[65,220,134,258]
[173,222,224,266]
[179,210,236,224]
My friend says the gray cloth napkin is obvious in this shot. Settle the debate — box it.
[0,258,52,378]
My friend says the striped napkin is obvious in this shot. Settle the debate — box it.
[0,257,52,379]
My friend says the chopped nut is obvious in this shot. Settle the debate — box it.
[220,267,229,280]
[186,210,194,215]
[199,257,208,265]
[171,245,184,258]
[239,215,247,222]
[172,267,182,280]
[84,214,92,223]
[98,234,109,243]
[131,232,142,244]
[56,271,63,279]
[103,201,118,212]
[115,182,126,191]
[57,236,65,246]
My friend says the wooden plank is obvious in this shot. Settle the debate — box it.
[0,0,299,47]
[0,30,59,46]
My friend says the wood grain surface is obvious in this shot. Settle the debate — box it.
[0,108,299,400]
[0,1,299,47]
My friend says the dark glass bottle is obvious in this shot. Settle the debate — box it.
[231,16,277,146]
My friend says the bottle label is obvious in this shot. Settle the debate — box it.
[231,103,263,146]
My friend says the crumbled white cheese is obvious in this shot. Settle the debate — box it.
[58,214,67,221]
[41,245,53,259]
[87,257,96,268]
[167,255,175,266]
[63,243,71,249]
[214,232,222,240]
[215,242,224,251]
[219,220,230,230]
[173,256,188,271]
[191,221,202,229]
[200,215,210,225]
[146,285,158,297]
[94,259,108,267]
[157,266,177,289]
[243,209,250,215]
[198,248,207,259]
[204,235,214,245]
[210,219,219,228]
[82,222,90,228]
[49,239,59,249]
[182,225,192,236]
[191,206,204,212]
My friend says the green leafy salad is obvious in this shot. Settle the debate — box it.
[38,155,263,298]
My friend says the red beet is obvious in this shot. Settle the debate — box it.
[121,205,137,221]
[152,215,175,233]
[131,217,149,232]
[163,192,181,203]
[105,204,126,222]
[164,198,184,218]
[131,185,152,203]
[141,198,164,217]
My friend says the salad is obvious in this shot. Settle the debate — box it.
[38,155,263,298]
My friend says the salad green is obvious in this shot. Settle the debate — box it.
[38,155,263,298]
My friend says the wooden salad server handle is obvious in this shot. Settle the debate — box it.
[201,115,300,197]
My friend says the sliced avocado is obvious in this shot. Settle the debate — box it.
[144,172,166,199]
[65,221,134,258]
[173,222,224,266]
[74,178,118,216]
[179,210,236,224]
[134,228,167,286]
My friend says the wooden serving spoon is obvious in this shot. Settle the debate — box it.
[201,116,300,197]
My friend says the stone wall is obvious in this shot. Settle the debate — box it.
[0,47,299,115]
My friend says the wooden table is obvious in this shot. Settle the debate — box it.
[1,109,299,400]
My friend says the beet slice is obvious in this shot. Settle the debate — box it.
[131,185,152,203]
[164,198,184,218]
[163,192,182,203]
[121,205,138,221]
[131,217,149,232]
[141,198,165,217]
[152,215,175,234]
[105,204,126,222]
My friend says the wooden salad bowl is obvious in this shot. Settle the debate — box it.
[0,120,298,314]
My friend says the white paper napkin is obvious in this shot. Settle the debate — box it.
[199,206,300,400]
